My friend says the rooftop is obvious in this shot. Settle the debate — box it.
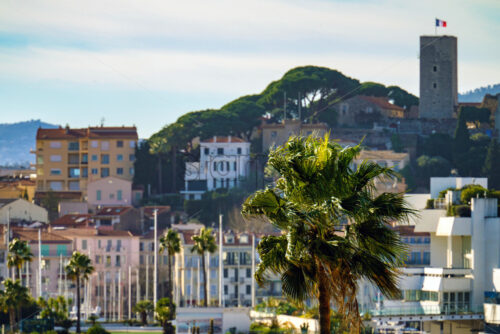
[358,96,405,111]
[201,136,247,143]
[36,126,138,140]
[12,228,72,244]
[95,206,133,216]
[51,214,94,228]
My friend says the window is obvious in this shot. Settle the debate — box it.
[82,154,88,164]
[211,269,217,279]
[224,285,228,295]
[82,168,88,178]
[50,141,62,148]
[226,161,229,171]
[423,252,430,265]
[91,154,98,161]
[96,190,101,201]
[115,154,123,162]
[50,155,62,162]
[37,155,44,164]
[101,141,110,150]
[140,242,144,251]
[57,245,67,256]
[95,256,101,264]
[117,140,123,148]
[101,168,110,177]
[42,259,50,270]
[117,167,123,175]
[129,141,136,148]
[116,255,121,267]
[41,245,50,256]
[223,268,228,278]
[237,148,242,155]
[246,268,251,278]
[204,148,209,155]
[50,169,62,175]
[69,181,80,191]
[271,131,277,139]
[211,284,217,296]
[49,181,63,191]
[106,256,111,267]
[221,179,225,188]
[129,167,134,175]
[213,162,217,171]
[220,161,224,171]
[98,240,102,248]
[106,240,112,252]
[233,162,237,171]
[68,142,79,151]
[217,148,224,155]
[101,154,109,164]
[91,168,98,175]
[246,285,251,295]
[69,168,80,178]
[82,240,88,250]
[117,190,122,201]
[433,65,437,72]
[91,140,98,148]
[129,154,135,161]
[433,83,437,89]
[213,179,217,188]
[109,193,115,199]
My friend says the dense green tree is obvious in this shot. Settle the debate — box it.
[482,139,500,189]
[421,133,453,162]
[155,298,176,334]
[453,112,471,175]
[0,279,31,332]
[133,141,157,195]
[191,228,217,307]
[65,252,94,334]
[390,134,404,153]
[7,238,33,281]
[459,106,491,128]
[416,155,452,187]
[242,135,413,333]
[37,296,72,331]
[159,230,181,303]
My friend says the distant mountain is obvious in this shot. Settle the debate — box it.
[459,84,500,103]
[0,120,59,167]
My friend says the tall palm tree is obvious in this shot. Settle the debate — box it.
[0,279,31,332]
[159,229,181,302]
[191,228,217,307]
[65,251,94,334]
[7,238,33,280]
[242,135,413,334]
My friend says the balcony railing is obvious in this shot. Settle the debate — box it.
[371,303,483,317]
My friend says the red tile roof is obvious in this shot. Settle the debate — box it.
[36,126,138,140]
[201,136,246,143]
[13,228,72,244]
[359,96,405,111]
[95,206,132,216]
[51,214,94,228]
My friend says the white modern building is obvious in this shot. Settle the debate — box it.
[181,136,251,200]
[371,177,494,333]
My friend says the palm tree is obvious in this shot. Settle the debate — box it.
[159,229,181,302]
[242,135,413,333]
[7,238,33,280]
[191,228,217,307]
[0,279,31,332]
[133,300,154,325]
[65,251,94,334]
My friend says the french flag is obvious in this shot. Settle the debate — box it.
[436,18,447,27]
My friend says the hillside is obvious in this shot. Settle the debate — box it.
[459,84,500,102]
[0,120,59,166]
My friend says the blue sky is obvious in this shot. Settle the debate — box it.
[0,0,499,138]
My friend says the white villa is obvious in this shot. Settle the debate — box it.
[181,136,250,200]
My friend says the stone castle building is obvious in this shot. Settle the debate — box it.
[419,35,458,119]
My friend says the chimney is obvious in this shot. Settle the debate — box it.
[213,135,216,143]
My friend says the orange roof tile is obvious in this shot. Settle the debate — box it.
[51,214,94,228]
[201,136,246,143]
[95,206,133,216]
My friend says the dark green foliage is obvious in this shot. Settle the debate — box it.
[448,205,472,217]
[390,134,404,153]
[416,155,451,187]
[483,139,500,189]
[425,199,434,209]
[399,165,416,192]
[453,111,472,175]
[459,106,491,127]
[87,324,110,334]
[155,298,176,334]
[133,141,158,194]
[357,83,419,108]
[421,133,453,162]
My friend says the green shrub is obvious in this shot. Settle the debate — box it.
[425,199,435,209]
[87,324,110,334]
[454,205,471,217]
[460,185,487,204]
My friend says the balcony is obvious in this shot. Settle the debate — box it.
[436,217,471,236]
[371,303,483,317]
[401,268,472,292]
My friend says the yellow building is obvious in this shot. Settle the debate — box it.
[33,126,138,199]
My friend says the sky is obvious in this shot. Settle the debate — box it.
[0,0,499,138]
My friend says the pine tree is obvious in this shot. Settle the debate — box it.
[482,139,500,189]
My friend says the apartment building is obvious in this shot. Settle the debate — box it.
[370,177,493,333]
[182,136,251,200]
[173,228,281,308]
[0,198,48,224]
[33,126,138,198]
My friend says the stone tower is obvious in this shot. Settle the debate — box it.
[419,35,458,119]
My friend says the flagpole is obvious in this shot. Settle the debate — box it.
[435,18,437,35]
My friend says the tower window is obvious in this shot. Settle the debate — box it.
[433,65,437,72]
[433,83,437,89]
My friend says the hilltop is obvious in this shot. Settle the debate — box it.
[459,83,500,102]
[0,120,59,166]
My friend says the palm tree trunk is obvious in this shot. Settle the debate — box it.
[201,253,208,307]
[167,253,172,301]
[9,309,15,333]
[76,276,81,334]
[318,265,331,334]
